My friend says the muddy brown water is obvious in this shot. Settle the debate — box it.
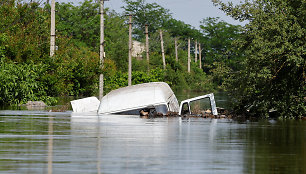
[0,92,305,174]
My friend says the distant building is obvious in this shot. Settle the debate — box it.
[132,41,145,60]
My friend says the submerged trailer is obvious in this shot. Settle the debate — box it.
[97,82,179,115]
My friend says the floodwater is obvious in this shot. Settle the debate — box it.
[0,92,305,174]
[0,111,305,174]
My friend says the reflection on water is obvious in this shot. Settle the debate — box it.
[0,110,305,174]
[47,116,53,174]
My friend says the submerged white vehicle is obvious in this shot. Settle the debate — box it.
[98,82,179,115]
[71,82,218,116]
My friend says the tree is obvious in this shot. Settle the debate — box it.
[122,0,171,39]
[199,17,242,70]
[55,0,100,49]
[213,0,305,118]
[55,0,129,71]
[104,11,129,71]
[0,0,49,63]
[163,18,199,38]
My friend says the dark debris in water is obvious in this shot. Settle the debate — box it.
[139,107,237,120]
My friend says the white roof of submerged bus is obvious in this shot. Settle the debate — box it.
[98,82,176,114]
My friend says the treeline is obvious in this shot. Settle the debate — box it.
[0,0,241,105]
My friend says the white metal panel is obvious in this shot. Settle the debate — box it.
[71,97,100,113]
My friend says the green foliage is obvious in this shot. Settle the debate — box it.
[208,62,232,86]
[55,0,129,71]
[188,63,215,92]
[123,0,171,39]
[214,0,305,118]
[0,34,7,60]
[200,17,242,68]
[104,68,164,94]
[164,18,203,39]
[45,36,101,96]
[132,68,164,84]
[54,0,101,49]
[132,58,149,72]
[197,18,243,90]
[0,0,49,63]
[163,68,187,90]
[104,11,129,71]
[0,59,56,105]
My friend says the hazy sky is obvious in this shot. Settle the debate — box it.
[52,0,245,28]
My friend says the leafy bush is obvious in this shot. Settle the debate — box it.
[0,59,56,105]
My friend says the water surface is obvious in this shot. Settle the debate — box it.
[0,110,305,174]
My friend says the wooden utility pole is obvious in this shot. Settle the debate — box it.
[160,30,166,70]
[145,24,150,66]
[199,43,202,69]
[99,0,106,100]
[50,0,55,57]
[188,38,190,73]
[175,37,178,62]
[195,40,198,62]
[128,15,133,86]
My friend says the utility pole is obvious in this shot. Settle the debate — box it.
[188,38,190,73]
[199,43,202,69]
[160,30,166,70]
[50,0,55,57]
[128,14,133,86]
[99,0,107,100]
[145,24,150,68]
[175,37,178,62]
[195,40,198,62]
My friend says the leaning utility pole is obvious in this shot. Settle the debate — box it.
[145,24,150,67]
[188,38,191,73]
[50,0,55,57]
[195,40,198,62]
[128,14,133,86]
[160,30,166,70]
[175,37,178,62]
[199,43,202,69]
[99,0,107,100]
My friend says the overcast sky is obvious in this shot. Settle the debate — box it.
[50,0,245,28]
